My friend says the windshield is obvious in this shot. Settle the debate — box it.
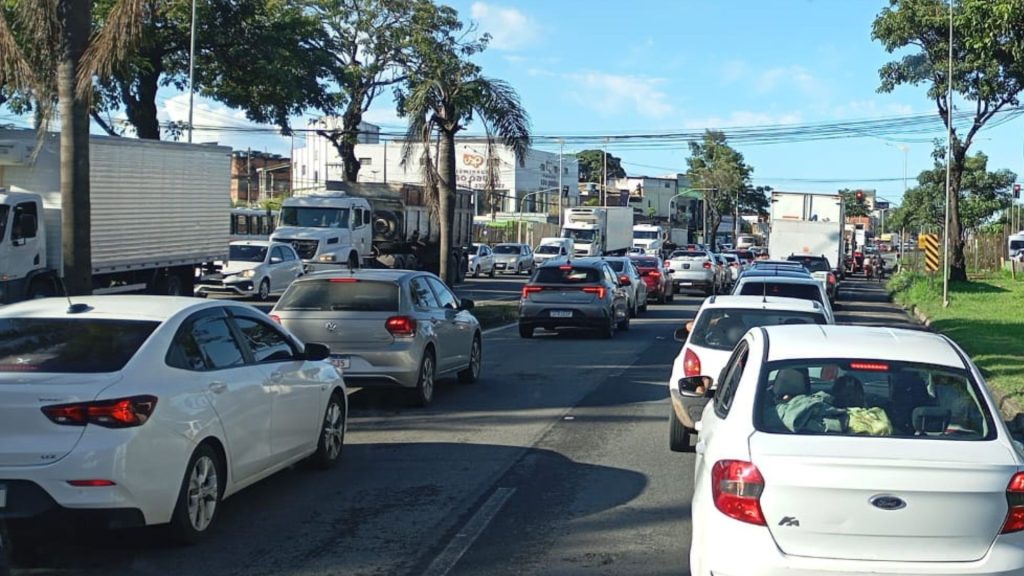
[670,250,706,259]
[494,245,520,254]
[0,205,8,243]
[755,359,993,439]
[633,231,659,240]
[276,280,398,312]
[534,266,601,284]
[0,319,159,373]
[739,282,822,303]
[537,245,562,255]
[691,309,826,351]
[631,257,660,269]
[280,206,350,229]
[563,229,596,243]
[787,256,831,273]
[605,260,625,272]
[229,245,268,263]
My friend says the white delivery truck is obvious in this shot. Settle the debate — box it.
[768,191,846,276]
[561,206,633,257]
[632,223,664,255]
[0,128,230,303]
[532,236,573,265]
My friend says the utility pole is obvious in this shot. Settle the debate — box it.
[246,147,252,206]
[558,139,564,228]
[187,0,197,143]
[942,0,953,308]
[602,138,608,207]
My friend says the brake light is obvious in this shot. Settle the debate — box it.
[683,348,701,377]
[646,270,661,279]
[1001,472,1024,534]
[42,395,158,428]
[385,316,417,337]
[582,286,606,299]
[711,460,766,526]
[329,278,359,283]
[522,285,544,298]
[67,479,116,487]
[618,274,630,285]
[559,265,573,270]
[664,260,671,267]
[703,261,712,269]
[850,361,889,371]
[269,314,282,324]
[828,273,837,285]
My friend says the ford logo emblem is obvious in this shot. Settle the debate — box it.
[869,495,906,511]
[324,321,338,332]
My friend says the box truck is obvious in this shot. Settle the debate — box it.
[561,206,633,257]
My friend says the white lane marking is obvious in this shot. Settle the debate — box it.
[482,322,517,336]
[421,487,516,576]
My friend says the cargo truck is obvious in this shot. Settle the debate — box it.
[272,182,472,281]
[561,206,633,257]
[0,129,230,304]
[768,191,846,279]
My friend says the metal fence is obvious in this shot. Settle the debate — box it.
[473,221,561,246]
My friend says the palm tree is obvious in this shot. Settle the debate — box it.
[1,0,147,295]
[398,46,530,283]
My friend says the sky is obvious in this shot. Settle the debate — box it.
[3,0,1023,207]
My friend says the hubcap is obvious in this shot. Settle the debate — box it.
[260,282,269,299]
[421,356,434,401]
[322,401,344,460]
[187,455,218,532]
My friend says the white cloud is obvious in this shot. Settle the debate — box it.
[502,54,528,64]
[565,72,674,119]
[361,105,405,129]
[160,93,289,152]
[470,2,539,51]
[682,111,803,130]
[756,65,826,99]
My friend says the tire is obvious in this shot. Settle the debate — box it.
[618,307,631,331]
[518,324,534,339]
[348,253,360,270]
[669,410,693,453]
[640,297,648,313]
[410,350,436,407]
[488,265,496,278]
[601,313,616,339]
[155,273,184,296]
[27,278,56,299]
[667,288,674,303]
[473,266,480,278]
[514,264,521,275]
[312,392,346,469]
[256,279,270,301]
[168,443,224,544]
[458,335,482,384]
[657,290,666,305]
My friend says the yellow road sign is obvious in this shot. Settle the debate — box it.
[921,233,940,272]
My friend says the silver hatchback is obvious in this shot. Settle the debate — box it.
[518,260,630,338]
[271,269,482,406]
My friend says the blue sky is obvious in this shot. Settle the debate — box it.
[4,0,1022,206]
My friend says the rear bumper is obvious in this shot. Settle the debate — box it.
[519,303,612,330]
[326,342,423,389]
[0,480,144,529]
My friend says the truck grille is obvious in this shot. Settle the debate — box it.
[278,238,319,260]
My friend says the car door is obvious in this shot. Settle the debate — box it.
[627,260,645,303]
[409,275,455,371]
[481,245,494,272]
[266,246,286,292]
[693,339,751,484]
[170,309,273,483]
[229,311,324,461]
[426,276,474,368]
[283,245,303,281]
[520,245,532,271]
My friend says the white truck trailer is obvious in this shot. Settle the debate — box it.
[561,206,633,257]
[0,129,230,303]
[768,191,846,275]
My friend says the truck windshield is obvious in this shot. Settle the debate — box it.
[280,206,350,229]
[0,205,8,243]
[563,229,596,243]
[229,245,268,263]
[1010,239,1024,251]
[633,231,659,240]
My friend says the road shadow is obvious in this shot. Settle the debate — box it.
[9,444,647,576]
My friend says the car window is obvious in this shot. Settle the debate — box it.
[739,282,823,302]
[190,316,246,370]
[284,247,298,261]
[605,260,624,272]
[787,256,831,272]
[755,359,995,440]
[410,276,441,309]
[0,318,159,373]
[232,316,297,363]
[691,309,826,351]
[426,277,459,310]
[670,250,707,259]
[271,246,286,262]
[534,266,601,284]
[276,279,399,312]
[536,245,561,255]
[714,340,750,418]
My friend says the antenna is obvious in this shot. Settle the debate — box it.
[58,276,91,314]
[762,280,767,304]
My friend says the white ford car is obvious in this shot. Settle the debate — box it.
[0,296,347,545]
[687,324,1024,576]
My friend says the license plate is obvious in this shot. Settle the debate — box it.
[0,484,6,508]
[550,310,573,318]
[329,357,350,370]
[496,263,506,269]
[682,263,691,269]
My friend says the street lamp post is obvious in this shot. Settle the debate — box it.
[187,0,197,143]
[942,0,953,308]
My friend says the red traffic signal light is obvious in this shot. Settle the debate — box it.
[855,191,865,201]
[1014,183,1021,198]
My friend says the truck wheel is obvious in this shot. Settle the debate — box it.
[27,278,56,299]
[157,274,184,296]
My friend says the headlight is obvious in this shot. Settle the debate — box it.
[240,269,256,278]
[318,254,337,262]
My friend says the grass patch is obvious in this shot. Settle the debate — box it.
[472,302,519,330]
[888,271,1024,409]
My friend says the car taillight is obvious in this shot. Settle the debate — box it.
[828,273,837,285]
[664,260,671,267]
[703,261,712,269]
[711,460,766,526]
[618,274,630,285]
[385,316,417,337]
[646,270,661,279]
[67,479,116,487]
[269,314,282,324]
[1001,472,1024,534]
[42,395,158,428]
[683,348,701,377]
[582,286,606,299]
[522,285,543,298]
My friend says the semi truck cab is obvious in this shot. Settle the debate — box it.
[272,194,373,271]
[0,190,50,302]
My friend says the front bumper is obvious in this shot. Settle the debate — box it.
[195,278,256,296]
[494,260,523,273]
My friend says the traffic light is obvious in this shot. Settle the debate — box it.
[855,190,865,202]
[1014,183,1021,199]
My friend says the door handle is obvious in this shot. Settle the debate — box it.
[208,381,227,394]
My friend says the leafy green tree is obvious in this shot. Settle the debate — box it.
[397,26,530,283]
[685,130,752,250]
[741,185,771,217]
[576,149,626,183]
[839,189,871,217]
[1,0,145,294]
[311,0,462,182]
[873,0,1024,281]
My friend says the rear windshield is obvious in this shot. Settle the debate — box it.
[631,257,660,268]
[787,256,830,273]
[691,309,825,351]
[755,360,994,440]
[276,279,399,312]
[536,245,562,255]
[534,266,601,284]
[739,282,822,302]
[0,318,159,373]
[494,245,520,254]
[670,251,706,259]
[605,261,624,272]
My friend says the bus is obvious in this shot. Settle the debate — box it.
[230,207,279,242]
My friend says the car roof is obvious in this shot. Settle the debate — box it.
[787,254,829,260]
[540,258,603,268]
[0,295,237,322]
[739,269,813,279]
[760,325,965,369]
[698,295,825,313]
[304,268,419,282]
[752,260,804,267]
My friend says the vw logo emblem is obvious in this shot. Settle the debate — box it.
[869,495,906,511]
[324,321,338,332]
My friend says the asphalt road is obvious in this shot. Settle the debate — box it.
[12,277,920,576]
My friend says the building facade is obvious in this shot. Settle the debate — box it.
[230,150,291,204]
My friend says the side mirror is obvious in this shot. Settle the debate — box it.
[459,298,475,311]
[270,257,283,264]
[304,342,331,361]
[677,375,714,398]
[673,320,694,342]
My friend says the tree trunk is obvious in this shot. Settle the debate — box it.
[948,151,968,282]
[122,61,163,140]
[437,130,457,284]
[58,0,93,296]
[339,104,363,182]
[709,211,722,251]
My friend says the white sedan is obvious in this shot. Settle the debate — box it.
[687,324,1024,576]
[0,296,346,544]
[196,241,303,301]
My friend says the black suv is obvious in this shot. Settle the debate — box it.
[785,254,838,303]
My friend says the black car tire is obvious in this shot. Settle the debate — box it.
[519,324,534,339]
[669,410,693,453]
[311,392,346,469]
[409,350,436,407]
[169,443,224,544]
[458,335,482,383]
[640,298,648,313]
[601,314,615,339]
[617,308,630,331]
